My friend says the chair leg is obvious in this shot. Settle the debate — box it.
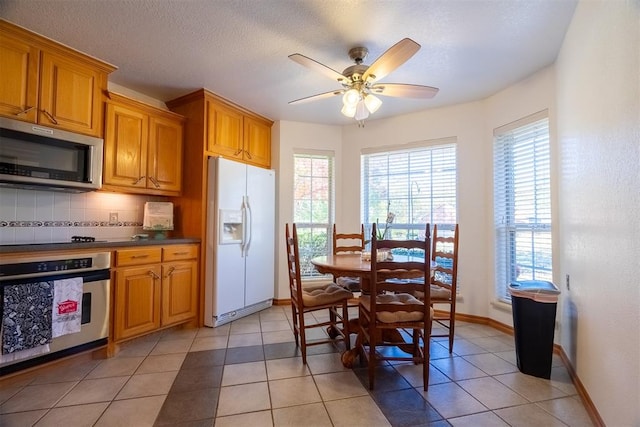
[448,314,455,353]
[342,302,350,350]
[298,310,308,364]
[368,323,376,390]
[290,303,299,348]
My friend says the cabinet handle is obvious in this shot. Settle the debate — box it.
[148,270,160,280]
[172,252,189,256]
[164,266,175,278]
[149,176,161,188]
[244,150,252,159]
[133,176,145,185]
[42,110,58,125]
[16,106,35,116]
[234,148,243,156]
[132,254,149,259]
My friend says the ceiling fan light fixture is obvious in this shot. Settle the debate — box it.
[342,88,360,107]
[364,94,382,114]
[341,103,356,118]
[354,100,369,121]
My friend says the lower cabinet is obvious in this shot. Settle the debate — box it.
[113,244,198,342]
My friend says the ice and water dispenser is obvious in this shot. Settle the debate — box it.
[219,209,243,244]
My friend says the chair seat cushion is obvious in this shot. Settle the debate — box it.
[336,276,361,291]
[414,285,452,301]
[302,283,354,307]
[430,284,452,300]
[359,294,432,323]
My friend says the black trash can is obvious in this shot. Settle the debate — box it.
[508,280,560,379]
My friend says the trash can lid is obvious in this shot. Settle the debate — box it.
[508,280,560,302]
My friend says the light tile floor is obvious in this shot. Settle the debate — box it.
[0,305,594,426]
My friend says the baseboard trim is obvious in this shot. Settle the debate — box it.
[556,346,606,426]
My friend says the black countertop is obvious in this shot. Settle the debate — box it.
[0,238,201,254]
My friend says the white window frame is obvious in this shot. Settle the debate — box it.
[293,150,335,278]
[360,138,457,242]
[493,111,553,302]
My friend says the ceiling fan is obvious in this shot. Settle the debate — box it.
[288,38,439,125]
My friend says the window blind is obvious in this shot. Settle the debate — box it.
[493,114,552,302]
[361,141,457,241]
[293,152,334,277]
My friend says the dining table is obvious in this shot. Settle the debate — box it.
[310,252,436,367]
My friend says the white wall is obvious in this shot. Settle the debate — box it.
[483,66,558,326]
[272,121,343,300]
[555,0,640,425]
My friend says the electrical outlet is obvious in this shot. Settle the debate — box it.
[565,274,570,291]
[109,212,119,225]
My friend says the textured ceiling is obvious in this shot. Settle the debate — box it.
[0,0,577,126]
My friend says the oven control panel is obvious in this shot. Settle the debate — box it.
[0,258,93,277]
[0,252,111,281]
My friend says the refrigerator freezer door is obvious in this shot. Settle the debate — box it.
[206,157,246,324]
[244,164,275,307]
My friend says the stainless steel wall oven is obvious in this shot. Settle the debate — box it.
[0,251,110,375]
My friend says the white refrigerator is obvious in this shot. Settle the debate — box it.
[204,157,275,327]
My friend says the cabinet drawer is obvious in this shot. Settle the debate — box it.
[162,244,198,261]
[116,247,162,266]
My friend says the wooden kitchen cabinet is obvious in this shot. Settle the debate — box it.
[243,115,272,168]
[103,92,185,196]
[113,244,199,342]
[161,245,199,325]
[0,20,115,137]
[168,88,272,169]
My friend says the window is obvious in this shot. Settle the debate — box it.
[361,139,457,245]
[293,152,334,277]
[493,111,552,302]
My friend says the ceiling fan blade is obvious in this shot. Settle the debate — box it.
[362,38,421,83]
[370,83,439,99]
[289,90,343,105]
[289,53,347,83]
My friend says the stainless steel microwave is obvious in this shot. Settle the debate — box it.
[0,117,103,192]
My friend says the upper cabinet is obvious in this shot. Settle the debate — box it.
[167,88,272,169]
[0,19,116,137]
[103,92,185,196]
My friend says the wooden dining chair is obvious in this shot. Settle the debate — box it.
[429,224,459,353]
[285,223,353,364]
[356,223,432,390]
[332,224,365,291]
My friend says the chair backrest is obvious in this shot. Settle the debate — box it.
[430,224,459,293]
[285,223,304,305]
[370,223,432,314]
[333,224,365,255]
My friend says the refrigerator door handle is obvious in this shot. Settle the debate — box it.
[241,197,247,257]
[245,196,252,255]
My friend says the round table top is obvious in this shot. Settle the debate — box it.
[311,253,436,277]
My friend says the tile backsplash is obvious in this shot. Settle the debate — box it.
[0,187,166,244]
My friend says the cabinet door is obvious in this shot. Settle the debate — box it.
[39,51,104,136]
[206,100,243,159]
[161,260,198,326]
[148,115,183,193]
[103,102,149,189]
[243,117,271,168]
[114,265,162,341]
[0,33,39,122]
